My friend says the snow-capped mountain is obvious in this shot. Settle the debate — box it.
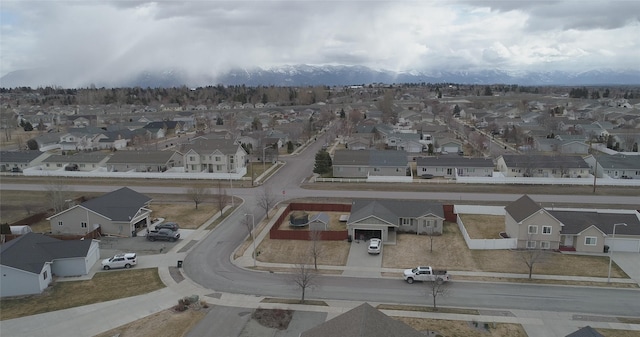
[1,65,639,88]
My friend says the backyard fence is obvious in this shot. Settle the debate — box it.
[454,205,516,250]
[269,203,350,241]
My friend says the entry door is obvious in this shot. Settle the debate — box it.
[447,168,452,175]
[564,236,574,247]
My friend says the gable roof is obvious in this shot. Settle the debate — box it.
[106,150,181,164]
[565,326,605,337]
[349,199,444,225]
[505,195,543,223]
[499,154,589,169]
[81,187,151,221]
[300,303,423,337]
[596,154,640,170]
[416,156,494,168]
[0,233,93,274]
[0,151,45,163]
[333,150,408,167]
[548,210,640,235]
[180,138,242,156]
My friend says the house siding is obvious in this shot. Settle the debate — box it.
[0,264,52,297]
[514,211,561,249]
[575,227,605,253]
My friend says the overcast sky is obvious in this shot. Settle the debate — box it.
[1,0,639,85]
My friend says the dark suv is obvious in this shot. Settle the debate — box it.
[147,228,180,242]
[155,222,179,231]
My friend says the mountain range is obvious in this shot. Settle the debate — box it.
[2,65,639,88]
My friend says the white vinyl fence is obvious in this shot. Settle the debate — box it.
[454,205,516,250]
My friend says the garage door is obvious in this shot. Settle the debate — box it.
[605,238,640,253]
[354,229,381,241]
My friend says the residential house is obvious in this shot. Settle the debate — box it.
[180,138,247,173]
[346,134,374,150]
[143,121,184,138]
[0,151,49,172]
[496,154,590,178]
[549,210,640,253]
[533,138,589,154]
[32,132,64,151]
[438,138,463,154]
[584,154,640,179]
[47,187,152,237]
[105,150,183,172]
[0,233,100,297]
[173,111,196,130]
[300,303,424,337]
[504,195,563,250]
[65,114,97,127]
[565,326,604,337]
[332,150,409,178]
[347,199,444,242]
[416,157,494,178]
[41,152,110,171]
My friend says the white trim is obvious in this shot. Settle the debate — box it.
[542,226,552,235]
[585,236,597,245]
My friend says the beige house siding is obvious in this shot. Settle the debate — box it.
[575,226,605,253]
[397,215,443,234]
[511,211,562,249]
[504,213,519,240]
[49,207,108,235]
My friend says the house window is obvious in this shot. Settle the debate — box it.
[540,241,551,249]
[189,155,196,162]
[43,271,48,280]
[526,241,536,249]
[585,237,597,245]
[80,163,85,168]
[216,165,223,171]
[402,218,411,226]
[191,165,196,171]
[542,226,552,235]
[422,168,426,172]
[57,163,62,167]
[528,225,538,234]
[81,222,87,228]
[58,221,63,226]
[374,168,380,172]
[215,156,221,162]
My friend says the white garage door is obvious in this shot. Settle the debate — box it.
[605,238,640,253]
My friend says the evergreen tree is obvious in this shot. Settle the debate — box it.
[287,140,294,154]
[313,150,332,175]
[340,108,345,118]
[216,116,224,125]
[483,86,493,96]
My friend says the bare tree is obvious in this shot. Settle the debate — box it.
[187,185,209,210]
[256,186,277,219]
[45,178,72,213]
[216,180,228,214]
[427,279,448,311]
[520,238,549,279]
[308,229,324,271]
[290,258,317,303]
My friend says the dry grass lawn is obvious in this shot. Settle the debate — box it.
[394,317,528,337]
[597,329,640,337]
[383,223,627,278]
[459,214,505,239]
[94,308,208,337]
[149,202,218,229]
[257,237,350,266]
[0,268,164,320]
[278,211,347,231]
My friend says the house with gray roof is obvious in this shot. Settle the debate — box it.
[0,151,49,172]
[416,156,494,178]
[332,150,409,178]
[504,195,563,250]
[300,303,423,337]
[584,154,640,179]
[41,152,110,171]
[347,199,444,242]
[549,210,640,253]
[105,150,183,172]
[533,138,589,154]
[496,154,590,178]
[180,138,247,173]
[0,233,100,297]
[47,187,152,237]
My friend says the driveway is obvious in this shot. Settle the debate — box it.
[612,252,640,285]
[342,239,383,277]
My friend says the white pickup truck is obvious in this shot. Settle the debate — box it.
[403,266,450,284]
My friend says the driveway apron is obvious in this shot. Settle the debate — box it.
[342,239,383,277]
[611,252,640,285]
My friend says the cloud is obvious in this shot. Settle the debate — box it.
[1,0,638,86]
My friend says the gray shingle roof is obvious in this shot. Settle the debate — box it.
[333,150,408,167]
[0,233,92,274]
[81,187,151,221]
[505,195,543,223]
[0,151,44,163]
[565,326,605,337]
[106,150,180,164]
[300,303,423,337]
[500,154,589,169]
[416,156,494,168]
[349,199,444,225]
[180,138,240,155]
[42,152,109,164]
[596,154,640,170]
[549,210,640,235]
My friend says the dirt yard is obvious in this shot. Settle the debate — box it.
[458,214,505,239]
[149,202,219,229]
[94,307,208,337]
[278,211,347,231]
[395,317,528,337]
[256,236,350,265]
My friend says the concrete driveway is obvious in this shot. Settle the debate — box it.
[342,239,383,277]
[612,252,640,285]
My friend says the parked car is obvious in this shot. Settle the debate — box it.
[65,164,79,171]
[147,228,180,242]
[101,253,137,270]
[155,222,179,231]
[368,238,382,254]
[10,167,21,173]
[403,266,450,284]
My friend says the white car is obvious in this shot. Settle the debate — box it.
[368,238,382,254]
[101,253,137,270]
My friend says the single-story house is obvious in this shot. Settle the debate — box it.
[333,150,409,178]
[496,154,590,178]
[47,187,152,237]
[584,154,640,179]
[0,151,49,172]
[416,157,494,178]
[300,303,424,337]
[105,150,183,172]
[347,199,444,242]
[0,233,100,297]
[41,152,110,172]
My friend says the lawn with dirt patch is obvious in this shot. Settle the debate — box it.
[257,237,350,266]
[149,202,218,229]
[395,317,528,337]
[94,307,208,337]
[459,214,505,239]
[0,268,165,320]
